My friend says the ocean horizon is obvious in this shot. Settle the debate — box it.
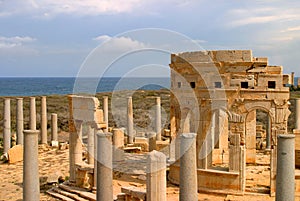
[0,77,171,97]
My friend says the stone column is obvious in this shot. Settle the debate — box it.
[3,98,11,153]
[69,120,83,183]
[180,133,198,201]
[23,130,40,201]
[155,97,162,141]
[113,128,124,148]
[146,150,166,201]
[295,99,300,130]
[103,96,109,132]
[41,96,47,144]
[127,97,134,144]
[148,132,157,152]
[29,97,36,130]
[266,115,271,149]
[87,124,94,165]
[16,98,24,145]
[276,134,295,201]
[51,113,58,146]
[96,132,113,201]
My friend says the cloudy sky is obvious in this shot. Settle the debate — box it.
[1,0,300,77]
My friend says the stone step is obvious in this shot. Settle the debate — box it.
[59,184,96,201]
[52,187,87,201]
[47,189,76,201]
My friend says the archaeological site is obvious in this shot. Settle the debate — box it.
[1,50,300,201]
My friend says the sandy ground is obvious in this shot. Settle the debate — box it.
[0,132,280,201]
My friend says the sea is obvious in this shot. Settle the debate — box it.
[0,77,170,97]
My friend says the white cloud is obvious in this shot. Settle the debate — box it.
[281,26,300,33]
[0,36,36,49]
[94,36,147,52]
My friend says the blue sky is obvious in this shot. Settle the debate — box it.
[0,0,300,77]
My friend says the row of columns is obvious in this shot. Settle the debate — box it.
[2,97,58,154]
[127,96,162,144]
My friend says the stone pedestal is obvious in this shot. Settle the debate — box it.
[103,96,109,132]
[146,150,166,201]
[127,97,134,144]
[3,98,11,153]
[113,128,125,162]
[148,132,157,152]
[51,113,58,141]
[155,97,162,141]
[23,130,40,201]
[16,98,24,145]
[96,132,113,201]
[180,133,197,201]
[276,134,295,201]
[41,96,47,144]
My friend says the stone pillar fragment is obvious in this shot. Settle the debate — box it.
[180,133,197,201]
[3,98,11,153]
[41,96,47,144]
[146,150,166,201]
[113,128,124,148]
[16,98,24,145]
[96,132,113,201]
[295,99,300,130]
[127,97,134,144]
[69,120,83,183]
[276,134,295,201]
[87,124,94,165]
[29,97,36,130]
[23,130,40,201]
[266,115,271,149]
[51,113,58,146]
[155,97,162,140]
[148,132,157,152]
[103,96,109,132]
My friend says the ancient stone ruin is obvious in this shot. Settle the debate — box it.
[2,50,300,200]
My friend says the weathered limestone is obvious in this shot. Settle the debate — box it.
[16,98,24,145]
[3,98,11,153]
[155,97,162,140]
[276,134,295,201]
[266,115,271,149]
[8,144,23,164]
[23,130,40,201]
[41,96,48,144]
[103,96,109,132]
[295,99,300,130]
[180,133,197,201]
[96,132,113,201]
[112,128,124,148]
[29,97,36,130]
[51,113,58,142]
[127,97,134,144]
[148,132,157,152]
[146,150,166,201]
[87,124,94,165]
[69,120,83,183]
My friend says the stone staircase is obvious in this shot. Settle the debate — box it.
[47,183,96,201]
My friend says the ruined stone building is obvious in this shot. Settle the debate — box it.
[168,50,291,195]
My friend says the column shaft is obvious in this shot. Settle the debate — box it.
[97,132,113,201]
[30,97,36,130]
[16,98,24,145]
[295,99,300,130]
[103,96,109,132]
[87,125,94,165]
[146,150,166,201]
[180,133,198,201]
[51,113,58,141]
[276,134,295,201]
[155,97,162,140]
[127,97,134,144]
[41,96,47,144]
[23,130,40,201]
[3,98,11,153]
